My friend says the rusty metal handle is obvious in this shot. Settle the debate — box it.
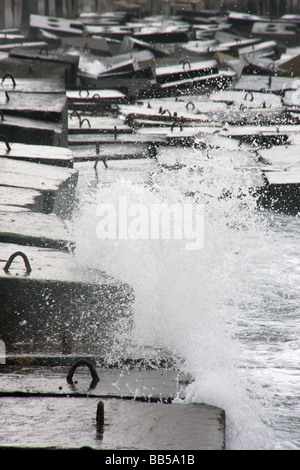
[1,73,16,88]
[171,118,184,132]
[180,59,191,70]
[79,88,89,97]
[66,359,100,388]
[39,46,48,55]
[0,135,11,152]
[70,110,82,127]
[245,91,254,102]
[94,157,108,170]
[70,110,81,119]
[32,56,42,64]
[186,101,195,111]
[80,118,91,128]
[3,251,32,275]
[96,401,104,433]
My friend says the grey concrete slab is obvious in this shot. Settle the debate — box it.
[0,141,73,167]
[0,210,72,249]
[264,170,300,185]
[0,157,78,217]
[0,366,189,399]
[71,143,150,162]
[0,241,134,353]
[258,146,300,169]
[0,76,65,93]
[0,186,43,212]
[0,396,225,450]
[0,90,67,123]
[0,365,225,450]
[0,113,66,147]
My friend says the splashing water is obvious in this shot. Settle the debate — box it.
[71,144,300,450]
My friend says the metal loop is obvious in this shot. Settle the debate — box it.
[70,110,82,125]
[161,109,171,116]
[96,401,104,433]
[70,110,81,119]
[94,157,108,170]
[80,118,91,128]
[0,134,11,152]
[79,89,89,98]
[1,73,16,88]
[186,101,195,111]
[0,111,5,122]
[180,59,191,70]
[92,93,101,100]
[171,118,184,132]
[3,251,32,276]
[66,359,100,389]
[245,91,254,102]
[94,157,100,171]
[39,46,48,55]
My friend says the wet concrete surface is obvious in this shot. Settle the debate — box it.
[0,365,225,450]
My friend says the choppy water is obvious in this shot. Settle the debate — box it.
[71,144,300,450]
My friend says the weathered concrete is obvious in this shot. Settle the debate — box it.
[0,141,73,167]
[9,47,79,87]
[68,132,167,145]
[0,397,225,450]
[0,90,68,128]
[260,171,300,215]
[0,76,65,94]
[0,366,225,450]
[0,186,43,212]
[0,365,190,398]
[258,146,300,169]
[0,157,78,217]
[30,14,83,36]
[0,211,72,249]
[70,143,151,162]
[0,242,134,354]
[0,113,67,147]
[61,36,112,56]
[68,114,131,134]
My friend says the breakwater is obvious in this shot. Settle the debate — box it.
[0,6,300,450]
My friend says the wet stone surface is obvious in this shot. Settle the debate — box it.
[0,366,225,450]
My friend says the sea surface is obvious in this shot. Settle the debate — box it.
[71,143,300,450]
